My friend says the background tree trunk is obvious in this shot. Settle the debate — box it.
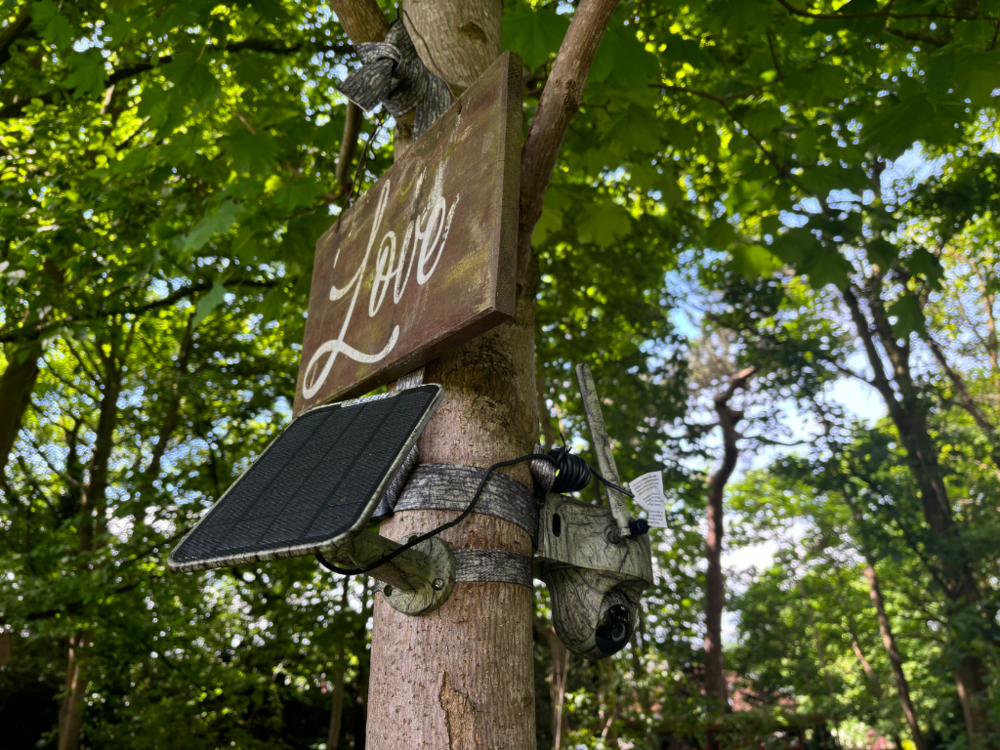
[0,343,40,478]
[863,562,927,750]
[704,367,753,749]
[327,581,351,750]
[841,286,990,740]
[534,618,571,750]
[57,340,123,750]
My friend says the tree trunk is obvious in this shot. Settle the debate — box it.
[849,636,882,698]
[57,346,122,750]
[861,563,927,750]
[838,489,927,750]
[0,343,40,479]
[57,630,92,750]
[841,286,991,740]
[534,618,571,750]
[327,0,618,745]
[795,577,836,704]
[327,581,352,750]
[364,4,536,746]
[704,367,753,744]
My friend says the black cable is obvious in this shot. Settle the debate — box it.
[548,446,591,493]
[315,448,635,577]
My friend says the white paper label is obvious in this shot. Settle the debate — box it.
[629,471,668,528]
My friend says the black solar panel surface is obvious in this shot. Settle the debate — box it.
[170,385,439,569]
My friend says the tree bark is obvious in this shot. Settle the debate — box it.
[704,367,753,729]
[328,0,389,44]
[57,630,92,750]
[0,343,40,479]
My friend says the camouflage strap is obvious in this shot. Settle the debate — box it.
[337,20,452,139]
[383,462,539,544]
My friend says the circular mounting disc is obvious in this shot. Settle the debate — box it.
[381,535,455,616]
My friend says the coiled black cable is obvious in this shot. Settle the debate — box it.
[315,447,633,577]
[548,445,592,493]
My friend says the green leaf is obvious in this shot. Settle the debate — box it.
[225,129,275,177]
[502,3,570,71]
[861,95,964,159]
[250,0,289,22]
[928,52,1000,107]
[741,105,784,136]
[604,105,662,158]
[270,179,326,212]
[887,294,925,338]
[731,244,782,281]
[770,227,821,265]
[31,0,73,48]
[113,147,149,177]
[532,205,563,247]
[590,20,660,92]
[256,285,289,324]
[865,238,898,270]
[577,200,631,248]
[64,50,107,99]
[906,246,944,287]
[783,64,852,108]
[797,165,869,197]
[801,248,853,290]
[192,282,228,328]
[707,217,738,250]
[183,200,243,256]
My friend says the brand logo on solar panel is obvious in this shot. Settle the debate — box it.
[168,384,444,573]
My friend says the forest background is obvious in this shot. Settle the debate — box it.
[0,0,998,748]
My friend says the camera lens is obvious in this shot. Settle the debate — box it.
[595,604,631,655]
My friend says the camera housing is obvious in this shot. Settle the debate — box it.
[535,494,654,659]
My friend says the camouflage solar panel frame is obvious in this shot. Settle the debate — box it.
[168,384,443,573]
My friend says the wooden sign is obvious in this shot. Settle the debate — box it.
[293,52,522,413]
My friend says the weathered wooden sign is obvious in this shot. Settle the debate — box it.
[293,52,522,413]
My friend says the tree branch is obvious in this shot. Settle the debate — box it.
[0,39,351,119]
[925,334,997,440]
[774,0,975,21]
[335,101,362,191]
[0,2,33,70]
[518,0,622,292]
[0,279,277,343]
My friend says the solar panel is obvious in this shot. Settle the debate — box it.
[168,384,444,573]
